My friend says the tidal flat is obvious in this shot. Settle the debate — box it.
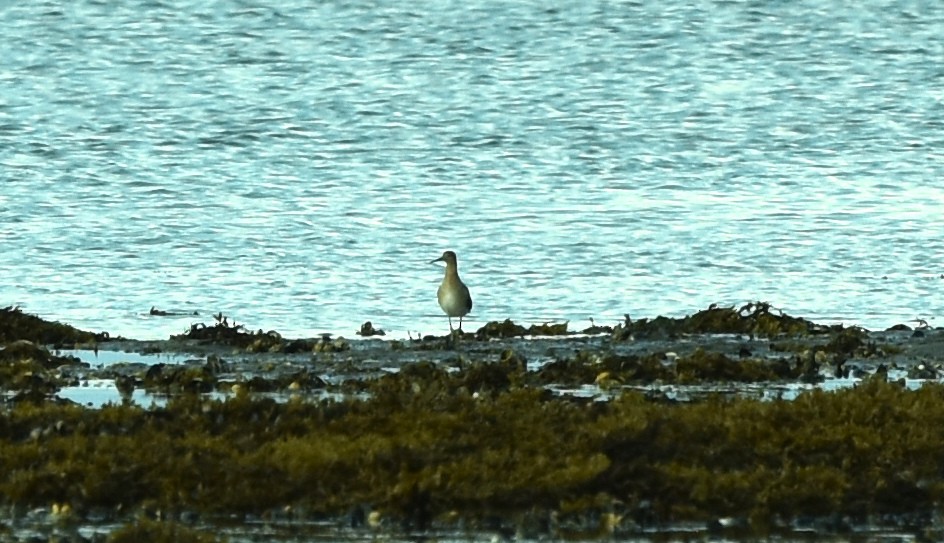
[2,304,944,542]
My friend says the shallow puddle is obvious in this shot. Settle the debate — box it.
[57,379,165,408]
[56,379,365,408]
[546,367,932,402]
[56,348,196,367]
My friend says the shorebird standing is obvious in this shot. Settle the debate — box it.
[431,250,473,333]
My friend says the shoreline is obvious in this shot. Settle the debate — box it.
[2,304,944,541]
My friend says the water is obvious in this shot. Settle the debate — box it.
[2,0,943,341]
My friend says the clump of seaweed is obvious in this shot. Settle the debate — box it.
[229,370,328,393]
[172,313,318,353]
[174,313,265,348]
[0,359,60,403]
[823,326,868,355]
[0,340,82,370]
[141,363,216,394]
[351,355,528,402]
[531,348,798,388]
[474,319,528,339]
[457,302,829,342]
[674,348,795,383]
[0,306,110,347]
[613,302,831,341]
[527,322,569,336]
[580,318,614,335]
[687,302,813,336]
[473,320,568,340]
[312,334,350,353]
[357,321,386,336]
[535,351,673,385]
[149,306,199,317]
[0,340,86,402]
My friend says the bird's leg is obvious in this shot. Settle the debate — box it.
[448,317,454,333]
[458,316,463,333]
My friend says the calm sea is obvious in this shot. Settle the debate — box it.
[2,0,943,340]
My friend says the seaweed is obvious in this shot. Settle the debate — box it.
[4,375,944,536]
[172,313,323,353]
[612,302,832,341]
[0,340,86,402]
[474,319,528,339]
[357,321,386,336]
[0,306,109,346]
[1,304,940,538]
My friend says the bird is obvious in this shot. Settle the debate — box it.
[430,250,473,333]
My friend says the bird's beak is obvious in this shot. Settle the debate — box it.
[430,256,445,264]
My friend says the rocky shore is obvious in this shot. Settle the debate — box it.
[2,303,944,542]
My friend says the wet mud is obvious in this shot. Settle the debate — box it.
[2,304,944,542]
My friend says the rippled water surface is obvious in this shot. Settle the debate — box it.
[2,0,943,340]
